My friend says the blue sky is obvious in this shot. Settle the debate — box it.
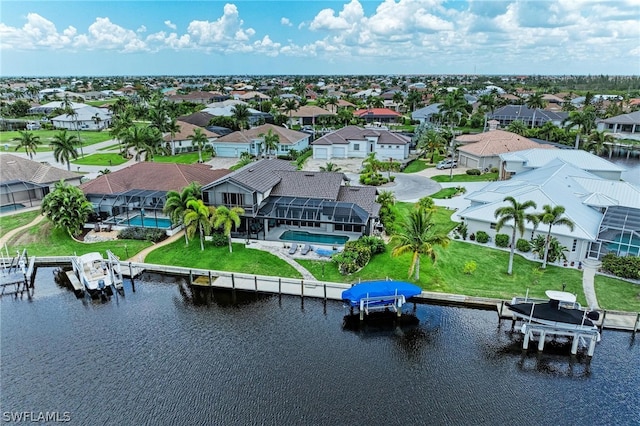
[1,0,639,77]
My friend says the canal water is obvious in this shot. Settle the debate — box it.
[1,269,638,426]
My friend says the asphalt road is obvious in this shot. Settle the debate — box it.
[345,172,441,202]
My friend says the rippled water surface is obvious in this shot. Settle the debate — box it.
[1,269,638,425]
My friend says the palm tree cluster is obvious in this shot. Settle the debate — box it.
[163,184,245,252]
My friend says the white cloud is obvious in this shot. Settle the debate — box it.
[87,17,146,51]
[281,17,292,27]
[309,0,364,31]
[164,20,177,30]
[186,3,255,50]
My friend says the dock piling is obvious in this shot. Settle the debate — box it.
[129,262,136,292]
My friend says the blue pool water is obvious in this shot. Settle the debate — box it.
[0,203,26,214]
[118,215,172,229]
[607,234,640,256]
[279,230,349,245]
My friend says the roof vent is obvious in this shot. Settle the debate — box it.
[349,187,360,191]
[304,173,314,177]
[248,169,254,172]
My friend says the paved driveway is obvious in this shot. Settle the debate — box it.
[345,172,441,202]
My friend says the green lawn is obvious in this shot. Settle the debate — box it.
[152,152,212,164]
[0,130,113,147]
[430,188,460,199]
[431,172,498,182]
[5,220,151,259]
[72,153,129,166]
[594,275,640,312]
[145,238,302,278]
[402,159,436,173]
[0,210,40,234]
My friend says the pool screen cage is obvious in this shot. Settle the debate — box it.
[88,189,169,227]
[0,180,48,208]
[588,206,640,259]
[255,196,369,225]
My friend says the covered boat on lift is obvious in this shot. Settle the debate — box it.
[342,280,422,320]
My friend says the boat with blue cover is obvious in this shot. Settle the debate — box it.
[342,280,422,320]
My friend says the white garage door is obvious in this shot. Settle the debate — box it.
[315,148,327,159]
[215,147,237,158]
[333,147,345,158]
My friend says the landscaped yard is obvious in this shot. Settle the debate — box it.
[72,153,129,166]
[0,129,113,147]
[402,159,436,173]
[0,210,40,235]
[431,172,498,182]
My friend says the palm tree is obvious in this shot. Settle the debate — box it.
[392,92,405,112]
[585,130,614,156]
[189,128,209,163]
[231,104,250,131]
[51,130,79,171]
[283,99,298,126]
[122,126,156,161]
[92,113,103,130]
[537,204,575,269]
[62,94,83,157]
[183,199,213,251]
[166,118,180,156]
[110,109,134,155]
[494,196,539,275]
[211,205,244,253]
[417,129,446,163]
[478,93,497,115]
[327,96,339,113]
[337,108,353,126]
[439,91,468,128]
[376,190,396,209]
[391,208,450,280]
[507,120,528,136]
[362,152,381,174]
[164,182,202,245]
[319,162,342,172]
[260,128,279,159]
[415,196,436,212]
[525,92,547,128]
[13,130,40,159]
[562,106,597,149]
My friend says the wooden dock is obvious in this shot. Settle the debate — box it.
[0,251,35,298]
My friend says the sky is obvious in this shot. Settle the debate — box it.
[1,0,639,77]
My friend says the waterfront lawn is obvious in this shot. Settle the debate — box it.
[431,172,498,182]
[0,210,40,234]
[72,153,128,166]
[145,239,302,279]
[594,275,640,312]
[5,221,151,259]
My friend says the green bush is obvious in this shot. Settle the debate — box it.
[332,243,372,275]
[516,238,531,252]
[601,254,640,279]
[466,169,481,176]
[117,227,165,243]
[495,233,509,248]
[209,231,227,247]
[463,260,477,275]
[490,167,499,173]
[357,236,385,255]
[475,231,489,243]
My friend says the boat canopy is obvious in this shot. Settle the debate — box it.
[545,290,577,303]
[342,281,422,307]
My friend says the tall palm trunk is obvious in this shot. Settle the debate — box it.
[542,225,552,269]
[227,235,233,253]
[508,228,516,274]
[199,224,204,251]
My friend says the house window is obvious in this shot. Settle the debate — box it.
[353,144,360,151]
[395,145,399,148]
[490,223,496,230]
[222,193,245,206]
[572,239,577,252]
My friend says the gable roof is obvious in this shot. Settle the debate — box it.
[489,105,568,122]
[312,125,410,146]
[456,130,555,157]
[270,171,344,199]
[213,124,308,145]
[203,158,297,193]
[353,108,402,118]
[177,111,216,127]
[500,148,625,173]
[289,105,336,118]
[338,185,381,217]
[599,111,640,125]
[80,162,230,195]
[0,153,80,184]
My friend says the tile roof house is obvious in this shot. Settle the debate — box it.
[210,124,310,158]
[455,129,556,172]
[0,153,83,211]
[163,121,219,155]
[312,125,410,161]
[596,111,640,141]
[201,159,380,241]
[287,105,336,126]
[80,162,230,229]
[353,108,403,124]
[457,158,640,263]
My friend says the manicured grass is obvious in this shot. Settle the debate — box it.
[431,172,498,182]
[145,239,302,279]
[594,275,640,312]
[402,159,435,173]
[72,153,128,166]
[98,143,123,151]
[430,188,460,199]
[152,152,212,164]
[5,221,151,259]
[0,210,40,234]
[0,130,113,147]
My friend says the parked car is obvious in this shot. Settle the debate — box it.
[436,159,457,169]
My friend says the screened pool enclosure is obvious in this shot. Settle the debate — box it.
[588,206,640,258]
[86,189,174,230]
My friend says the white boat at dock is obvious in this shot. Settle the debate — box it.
[70,251,123,299]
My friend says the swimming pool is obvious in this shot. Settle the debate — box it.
[279,230,349,245]
[0,203,26,214]
[118,215,172,229]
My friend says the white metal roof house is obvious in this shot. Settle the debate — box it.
[457,158,640,264]
[411,103,441,124]
[312,126,410,161]
[596,111,640,141]
[50,106,112,130]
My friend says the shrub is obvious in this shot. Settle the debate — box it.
[469,233,475,241]
[601,254,640,279]
[332,243,372,275]
[516,238,531,252]
[118,227,165,243]
[357,236,385,255]
[456,223,468,240]
[490,167,499,173]
[463,261,477,275]
[466,168,481,176]
[209,231,227,247]
[495,233,509,248]
[475,231,489,243]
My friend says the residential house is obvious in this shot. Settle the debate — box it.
[166,91,227,104]
[50,106,112,130]
[202,101,273,127]
[80,162,230,231]
[201,159,380,241]
[29,101,89,115]
[353,108,403,124]
[455,130,556,172]
[488,105,568,128]
[164,121,219,155]
[457,158,640,264]
[287,105,336,126]
[597,111,640,141]
[312,125,410,161]
[211,124,310,158]
[0,153,82,211]
[411,103,442,124]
